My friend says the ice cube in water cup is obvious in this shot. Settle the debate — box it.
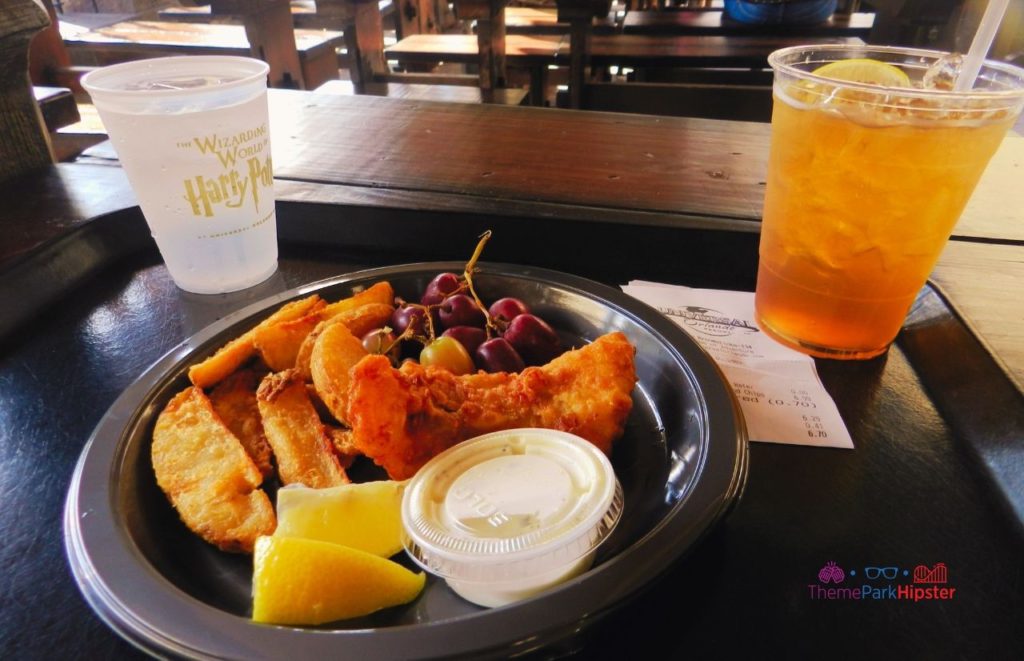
[81,56,278,294]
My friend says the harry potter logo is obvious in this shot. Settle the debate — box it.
[180,125,272,218]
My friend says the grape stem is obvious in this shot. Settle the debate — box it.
[377,325,406,363]
[392,298,436,345]
[463,231,500,338]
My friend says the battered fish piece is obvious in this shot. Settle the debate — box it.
[152,387,276,553]
[346,332,637,479]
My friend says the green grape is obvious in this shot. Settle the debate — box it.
[419,336,475,375]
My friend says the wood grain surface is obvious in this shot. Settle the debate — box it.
[932,240,1024,389]
[267,90,769,219]
[267,91,1024,242]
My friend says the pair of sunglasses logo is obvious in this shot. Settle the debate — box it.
[817,563,901,583]
[864,566,899,580]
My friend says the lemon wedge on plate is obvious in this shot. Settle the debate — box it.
[274,481,406,558]
[252,535,425,625]
[813,59,911,87]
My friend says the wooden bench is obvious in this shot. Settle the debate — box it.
[553,0,863,108]
[384,33,561,102]
[62,11,344,90]
[157,1,408,33]
[159,0,327,29]
[581,33,864,68]
[34,86,79,133]
[386,30,863,107]
[504,6,619,35]
[313,0,530,103]
[314,78,528,104]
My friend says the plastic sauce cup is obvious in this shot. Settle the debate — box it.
[401,428,623,608]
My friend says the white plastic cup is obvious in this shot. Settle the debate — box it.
[82,56,278,294]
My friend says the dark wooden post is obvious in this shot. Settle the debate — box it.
[397,0,440,38]
[454,0,507,90]
[210,0,305,89]
[556,0,611,109]
[1,0,55,182]
[318,0,388,91]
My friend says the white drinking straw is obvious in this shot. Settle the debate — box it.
[954,0,1011,91]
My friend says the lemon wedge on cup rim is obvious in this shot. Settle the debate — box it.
[812,58,911,87]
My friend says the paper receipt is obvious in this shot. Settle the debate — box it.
[622,281,853,449]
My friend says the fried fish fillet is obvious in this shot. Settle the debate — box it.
[346,331,637,479]
[152,387,276,553]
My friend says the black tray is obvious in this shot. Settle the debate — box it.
[3,202,1021,658]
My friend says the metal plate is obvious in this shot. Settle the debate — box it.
[64,262,748,659]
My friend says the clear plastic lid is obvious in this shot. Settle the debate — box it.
[401,428,623,584]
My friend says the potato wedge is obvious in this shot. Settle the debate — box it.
[296,303,394,380]
[152,387,276,553]
[257,370,349,488]
[310,322,369,424]
[336,302,396,340]
[209,369,274,478]
[188,295,324,388]
[253,310,325,373]
[321,281,394,319]
[250,283,394,376]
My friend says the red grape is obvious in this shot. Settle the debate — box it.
[475,338,525,373]
[442,326,487,356]
[488,297,530,324]
[391,304,429,336]
[438,294,486,329]
[503,314,560,365]
[421,272,462,306]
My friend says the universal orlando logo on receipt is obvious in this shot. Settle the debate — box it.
[656,305,759,338]
[179,124,273,222]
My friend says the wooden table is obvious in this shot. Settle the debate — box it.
[2,91,1022,657]
[61,16,345,90]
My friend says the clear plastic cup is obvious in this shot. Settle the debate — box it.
[755,45,1024,360]
[82,56,278,294]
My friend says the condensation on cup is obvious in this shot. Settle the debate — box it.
[82,56,278,294]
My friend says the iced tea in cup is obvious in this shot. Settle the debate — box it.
[755,45,1024,359]
[82,56,277,294]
